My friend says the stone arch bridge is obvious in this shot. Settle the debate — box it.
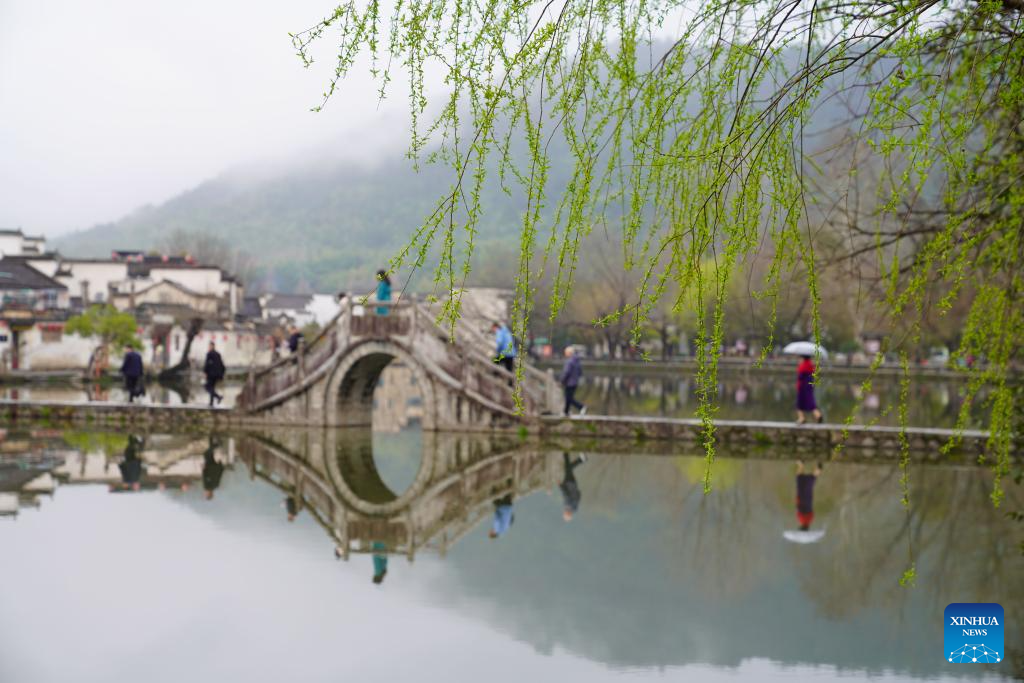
[237,301,559,430]
[237,429,559,560]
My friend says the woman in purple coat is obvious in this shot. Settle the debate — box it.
[796,355,823,424]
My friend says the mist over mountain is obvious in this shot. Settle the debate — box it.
[55,153,531,294]
[55,44,858,297]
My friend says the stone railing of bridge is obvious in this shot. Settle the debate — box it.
[237,429,558,560]
[236,299,560,431]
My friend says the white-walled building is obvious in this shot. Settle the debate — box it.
[0,229,47,257]
[54,259,130,304]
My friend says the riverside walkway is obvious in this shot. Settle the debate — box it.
[1,398,1016,461]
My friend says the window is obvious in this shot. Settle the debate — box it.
[40,325,63,344]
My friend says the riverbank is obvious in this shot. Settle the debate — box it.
[1,398,1017,462]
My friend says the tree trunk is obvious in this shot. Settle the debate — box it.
[158,318,203,381]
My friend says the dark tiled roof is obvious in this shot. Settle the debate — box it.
[265,293,312,310]
[240,296,263,319]
[0,258,67,291]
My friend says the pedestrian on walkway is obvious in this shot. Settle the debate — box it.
[795,460,822,530]
[491,321,516,374]
[203,341,225,407]
[120,343,144,403]
[375,270,392,316]
[559,346,586,416]
[796,355,823,424]
[559,452,587,521]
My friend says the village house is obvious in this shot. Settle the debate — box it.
[0,256,73,371]
[0,228,47,258]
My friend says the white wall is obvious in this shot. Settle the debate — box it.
[147,267,223,295]
[0,234,24,256]
[61,261,129,301]
[309,294,342,326]
[0,322,154,371]
[187,327,274,368]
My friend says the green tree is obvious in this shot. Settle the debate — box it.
[65,305,141,377]
[296,0,1023,504]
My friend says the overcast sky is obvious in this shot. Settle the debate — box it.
[0,0,408,238]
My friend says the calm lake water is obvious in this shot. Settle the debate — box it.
[573,370,987,428]
[1,422,1020,682]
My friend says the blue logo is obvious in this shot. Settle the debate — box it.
[945,603,1004,663]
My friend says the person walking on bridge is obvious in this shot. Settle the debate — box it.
[203,341,226,407]
[120,343,144,403]
[287,325,303,354]
[559,346,586,416]
[491,321,516,374]
[375,270,392,316]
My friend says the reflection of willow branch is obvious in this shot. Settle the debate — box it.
[659,462,774,599]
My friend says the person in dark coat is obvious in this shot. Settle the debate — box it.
[202,436,224,500]
[203,341,226,407]
[558,346,586,416]
[118,435,145,491]
[795,460,822,530]
[120,343,144,403]
[796,355,823,424]
[287,325,303,354]
[559,452,587,521]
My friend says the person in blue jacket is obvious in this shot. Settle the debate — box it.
[491,321,516,373]
[376,270,392,315]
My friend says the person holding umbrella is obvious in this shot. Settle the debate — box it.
[783,341,826,424]
[795,355,823,424]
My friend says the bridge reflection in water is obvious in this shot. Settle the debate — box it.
[238,428,557,560]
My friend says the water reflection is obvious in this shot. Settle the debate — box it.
[0,425,1020,681]
[576,372,991,427]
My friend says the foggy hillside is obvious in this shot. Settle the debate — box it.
[55,154,532,294]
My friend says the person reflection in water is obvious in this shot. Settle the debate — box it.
[371,541,388,585]
[285,496,300,522]
[796,460,822,530]
[118,435,145,491]
[559,452,587,521]
[488,493,515,539]
[202,436,224,501]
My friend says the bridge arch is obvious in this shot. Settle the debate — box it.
[322,429,440,516]
[322,339,439,431]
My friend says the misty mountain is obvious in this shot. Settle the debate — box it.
[55,45,860,296]
[55,155,532,294]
